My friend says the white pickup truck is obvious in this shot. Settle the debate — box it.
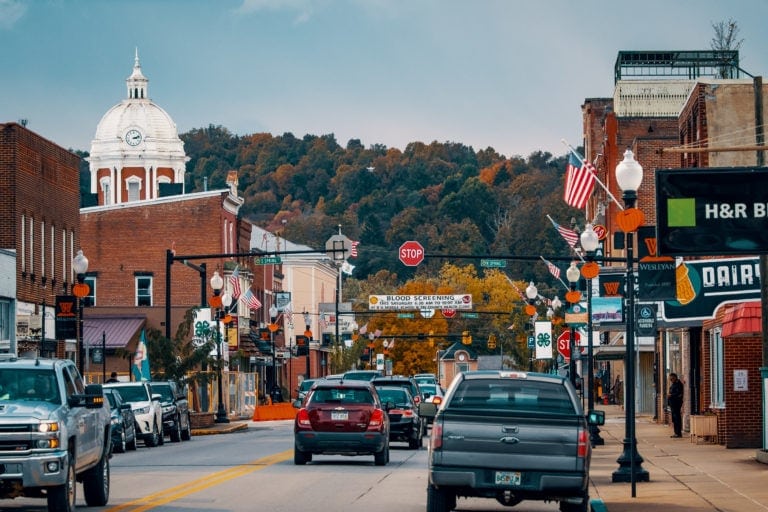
[420,370,604,512]
[0,356,112,512]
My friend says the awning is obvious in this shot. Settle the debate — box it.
[82,316,146,349]
[593,344,654,361]
[722,301,761,338]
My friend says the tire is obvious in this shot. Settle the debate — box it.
[158,419,165,445]
[127,432,138,451]
[145,421,160,447]
[115,429,126,453]
[426,484,453,512]
[408,429,420,450]
[47,453,75,512]
[170,414,182,442]
[560,495,589,512]
[181,413,192,441]
[83,449,110,506]
[374,442,389,466]
[294,444,311,465]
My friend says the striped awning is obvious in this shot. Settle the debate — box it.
[82,316,146,349]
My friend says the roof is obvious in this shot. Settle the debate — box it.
[722,301,762,338]
[83,315,145,349]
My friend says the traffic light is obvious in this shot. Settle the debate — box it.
[487,334,497,350]
[461,331,472,345]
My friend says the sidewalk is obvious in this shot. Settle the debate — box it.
[590,405,768,512]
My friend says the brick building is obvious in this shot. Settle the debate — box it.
[0,122,82,358]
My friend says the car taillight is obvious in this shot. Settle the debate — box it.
[432,396,442,405]
[296,408,312,429]
[430,422,442,450]
[393,409,413,417]
[413,395,421,404]
[577,428,588,458]
[368,409,385,430]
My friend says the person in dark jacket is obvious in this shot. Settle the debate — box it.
[668,373,684,438]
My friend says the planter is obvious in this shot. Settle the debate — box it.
[690,414,717,444]
[190,412,215,429]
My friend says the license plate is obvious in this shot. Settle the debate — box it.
[331,411,348,421]
[495,471,521,486]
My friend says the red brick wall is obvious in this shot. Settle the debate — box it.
[721,335,763,448]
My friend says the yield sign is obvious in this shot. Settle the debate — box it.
[557,331,581,360]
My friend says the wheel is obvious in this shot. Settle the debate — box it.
[294,444,311,465]
[47,453,75,512]
[426,484,453,512]
[374,442,389,466]
[83,450,110,506]
[145,422,160,447]
[559,495,589,512]
[115,430,126,453]
[158,420,165,445]
[409,429,420,450]
[181,413,192,441]
[127,431,138,451]
[170,414,182,442]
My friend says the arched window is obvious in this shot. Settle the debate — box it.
[125,176,142,202]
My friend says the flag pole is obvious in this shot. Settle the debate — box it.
[546,214,586,262]
[561,139,624,210]
[539,256,570,290]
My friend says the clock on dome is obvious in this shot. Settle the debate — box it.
[125,129,143,146]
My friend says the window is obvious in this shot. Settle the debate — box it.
[126,176,142,202]
[100,177,112,205]
[84,276,97,307]
[136,276,152,306]
[709,328,725,408]
[0,300,10,343]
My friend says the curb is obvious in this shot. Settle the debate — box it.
[191,422,249,436]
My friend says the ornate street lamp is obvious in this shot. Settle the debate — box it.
[525,282,538,371]
[611,149,649,489]
[72,250,90,376]
[269,304,280,403]
[209,271,229,423]
[580,223,604,446]
[565,261,581,389]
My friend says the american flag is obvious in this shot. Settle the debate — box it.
[548,216,579,248]
[229,266,241,299]
[542,257,561,280]
[350,240,360,257]
[242,289,262,310]
[564,153,596,209]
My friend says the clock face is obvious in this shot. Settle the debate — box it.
[125,129,142,146]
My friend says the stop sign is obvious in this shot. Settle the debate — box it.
[441,308,456,319]
[557,331,581,360]
[399,241,425,266]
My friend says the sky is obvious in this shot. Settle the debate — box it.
[2,0,768,159]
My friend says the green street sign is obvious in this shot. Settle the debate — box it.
[480,259,507,268]
[461,312,479,318]
[256,256,282,265]
[397,313,415,319]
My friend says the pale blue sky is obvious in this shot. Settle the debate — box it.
[2,0,767,158]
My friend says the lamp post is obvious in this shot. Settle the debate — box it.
[525,282,538,372]
[210,271,230,424]
[565,262,581,389]
[580,223,604,446]
[269,304,279,403]
[325,226,350,374]
[72,250,89,376]
[611,149,649,489]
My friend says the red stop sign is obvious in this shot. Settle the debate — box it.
[441,308,456,319]
[557,331,580,360]
[399,241,425,266]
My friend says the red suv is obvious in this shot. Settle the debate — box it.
[294,380,390,466]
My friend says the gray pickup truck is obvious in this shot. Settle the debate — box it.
[420,370,604,512]
[0,356,112,512]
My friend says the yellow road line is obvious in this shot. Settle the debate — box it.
[107,450,293,512]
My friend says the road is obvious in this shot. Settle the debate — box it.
[5,420,563,511]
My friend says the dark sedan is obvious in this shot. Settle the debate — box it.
[376,386,423,449]
[104,387,137,453]
[294,380,390,466]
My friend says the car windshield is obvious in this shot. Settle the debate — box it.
[420,384,438,395]
[298,379,316,392]
[376,388,410,407]
[310,387,373,405]
[0,369,60,404]
[110,385,149,403]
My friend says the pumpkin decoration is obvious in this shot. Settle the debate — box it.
[72,282,90,298]
[222,314,233,324]
[208,295,222,308]
[565,290,582,303]
[615,207,645,233]
[268,322,279,332]
[580,261,600,279]
[525,304,537,316]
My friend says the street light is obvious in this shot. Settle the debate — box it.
[580,223,604,446]
[565,261,581,389]
[525,282,538,371]
[611,149,649,489]
[269,304,280,403]
[72,250,89,376]
[209,271,230,424]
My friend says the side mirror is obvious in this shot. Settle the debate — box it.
[587,409,605,426]
[292,399,302,409]
[152,393,162,402]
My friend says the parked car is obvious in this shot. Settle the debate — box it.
[151,380,192,442]
[420,370,605,512]
[104,387,138,453]
[376,386,423,449]
[296,378,319,403]
[104,381,164,447]
[294,380,390,466]
[341,370,382,381]
[417,383,444,425]
[371,375,424,405]
[414,373,438,386]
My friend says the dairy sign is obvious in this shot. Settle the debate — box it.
[662,256,760,322]
[369,294,473,311]
[656,167,768,255]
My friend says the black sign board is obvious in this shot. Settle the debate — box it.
[656,167,768,255]
[635,304,657,336]
[55,295,77,339]
[637,226,676,300]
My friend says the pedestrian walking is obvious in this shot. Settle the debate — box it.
[668,372,684,437]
